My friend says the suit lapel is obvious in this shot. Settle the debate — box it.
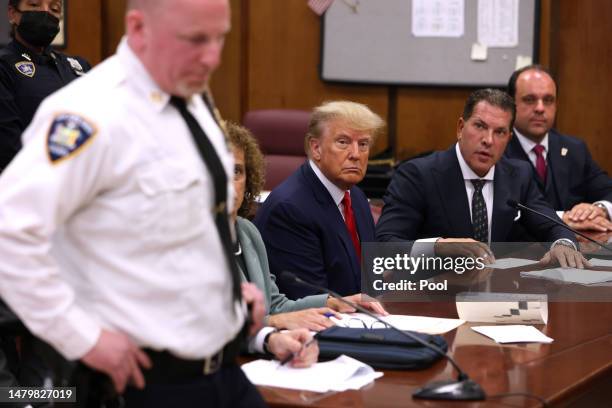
[547,131,570,208]
[431,148,473,237]
[508,133,545,191]
[236,221,270,311]
[491,161,517,242]
[303,164,360,280]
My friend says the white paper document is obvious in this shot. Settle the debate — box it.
[470,43,488,61]
[472,325,553,344]
[330,312,464,334]
[588,258,612,268]
[478,0,519,47]
[241,355,383,393]
[456,293,548,324]
[488,258,538,269]
[412,0,464,38]
[521,268,612,285]
[516,54,533,70]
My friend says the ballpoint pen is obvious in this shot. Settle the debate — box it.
[279,338,317,366]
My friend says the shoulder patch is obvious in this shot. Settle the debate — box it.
[47,113,97,164]
[15,61,35,77]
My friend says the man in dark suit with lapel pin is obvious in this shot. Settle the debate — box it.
[505,65,612,232]
[376,89,588,268]
[255,101,384,299]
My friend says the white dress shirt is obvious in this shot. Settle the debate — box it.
[309,159,348,220]
[0,38,244,360]
[514,129,549,168]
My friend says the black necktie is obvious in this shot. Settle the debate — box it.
[471,179,488,243]
[170,96,242,304]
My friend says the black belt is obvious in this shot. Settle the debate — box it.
[142,334,243,385]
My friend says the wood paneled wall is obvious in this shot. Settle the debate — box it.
[62,0,102,65]
[553,0,612,172]
[97,0,611,172]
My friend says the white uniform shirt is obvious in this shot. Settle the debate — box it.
[0,38,243,360]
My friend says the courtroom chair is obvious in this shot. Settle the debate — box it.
[243,109,310,191]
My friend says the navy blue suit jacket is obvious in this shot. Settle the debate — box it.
[376,146,576,243]
[254,162,375,299]
[504,129,612,210]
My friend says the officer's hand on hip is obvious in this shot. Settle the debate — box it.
[241,282,265,336]
[81,329,152,393]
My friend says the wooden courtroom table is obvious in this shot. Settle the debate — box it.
[255,234,612,407]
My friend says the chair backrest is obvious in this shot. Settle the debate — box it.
[243,109,310,190]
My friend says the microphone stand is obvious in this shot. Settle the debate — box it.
[285,272,486,401]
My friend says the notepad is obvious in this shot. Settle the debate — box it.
[472,325,553,344]
[521,268,612,285]
[241,355,383,393]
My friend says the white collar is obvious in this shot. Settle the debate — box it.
[117,37,174,113]
[455,143,495,181]
[514,128,549,154]
[309,160,346,206]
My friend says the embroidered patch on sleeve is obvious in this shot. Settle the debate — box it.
[47,113,97,164]
[15,61,35,77]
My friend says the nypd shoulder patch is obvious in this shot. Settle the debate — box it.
[47,113,97,164]
[15,61,35,78]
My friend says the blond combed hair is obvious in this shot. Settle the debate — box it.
[305,101,385,156]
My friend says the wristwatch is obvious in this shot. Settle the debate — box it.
[594,202,609,219]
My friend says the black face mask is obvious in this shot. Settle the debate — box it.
[16,10,60,48]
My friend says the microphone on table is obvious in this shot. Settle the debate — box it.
[506,199,612,254]
[283,272,486,401]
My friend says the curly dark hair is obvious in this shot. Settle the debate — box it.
[226,122,265,218]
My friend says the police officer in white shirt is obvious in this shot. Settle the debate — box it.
[0,0,316,406]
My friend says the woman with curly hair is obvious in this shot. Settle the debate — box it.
[227,122,386,331]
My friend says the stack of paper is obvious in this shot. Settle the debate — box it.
[472,325,553,344]
[588,258,612,268]
[241,355,382,393]
[329,313,464,334]
[488,258,538,269]
[521,268,612,285]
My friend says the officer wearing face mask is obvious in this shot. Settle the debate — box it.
[0,0,90,172]
[0,1,90,400]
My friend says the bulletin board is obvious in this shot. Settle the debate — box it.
[321,0,539,87]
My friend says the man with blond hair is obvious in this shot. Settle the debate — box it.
[255,101,385,299]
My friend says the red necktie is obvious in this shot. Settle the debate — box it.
[342,191,361,261]
[533,144,547,182]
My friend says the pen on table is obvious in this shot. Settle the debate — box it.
[279,338,317,366]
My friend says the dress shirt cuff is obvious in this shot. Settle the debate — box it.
[594,200,612,219]
[49,306,102,360]
[556,211,565,219]
[249,326,277,354]
[411,238,440,258]
[551,238,577,251]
